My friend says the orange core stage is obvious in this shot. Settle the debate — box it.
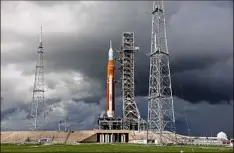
[106,40,115,118]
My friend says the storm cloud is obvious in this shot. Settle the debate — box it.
[1,1,233,136]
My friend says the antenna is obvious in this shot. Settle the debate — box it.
[40,25,42,43]
[30,26,45,131]
[147,1,176,144]
[184,106,190,136]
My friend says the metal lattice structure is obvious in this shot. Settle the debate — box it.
[30,26,45,131]
[118,32,141,130]
[147,1,176,143]
[59,120,67,131]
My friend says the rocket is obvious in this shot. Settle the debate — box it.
[106,40,115,118]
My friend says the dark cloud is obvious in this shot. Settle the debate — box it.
[134,57,233,104]
[1,103,30,120]
[211,1,233,9]
[45,79,57,90]
[31,1,66,7]
[1,107,18,120]
[46,98,62,106]
[72,96,102,105]
[3,1,232,104]
[172,58,233,103]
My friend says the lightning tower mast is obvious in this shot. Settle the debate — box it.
[147,1,176,143]
[30,26,45,131]
[118,32,141,130]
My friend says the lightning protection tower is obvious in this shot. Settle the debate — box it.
[147,1,176,143]
[30,26,45,131]
[118,32,141,130]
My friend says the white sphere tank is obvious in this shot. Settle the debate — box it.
[217,131,228,140]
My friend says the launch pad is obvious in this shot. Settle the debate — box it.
[97,117,123,130]
[97,116,147,131]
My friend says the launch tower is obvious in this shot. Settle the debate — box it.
[147,1,176,143]
[30,26,45,131]
[118,32,141,130]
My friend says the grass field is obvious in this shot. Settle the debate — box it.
[1,143,233,152]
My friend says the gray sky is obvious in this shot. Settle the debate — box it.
[1,1,233,137]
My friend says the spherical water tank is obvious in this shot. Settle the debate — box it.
[217,131,228,140]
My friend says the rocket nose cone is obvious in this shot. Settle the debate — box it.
[110,40,112,49]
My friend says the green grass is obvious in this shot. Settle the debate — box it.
[1,143,233,152]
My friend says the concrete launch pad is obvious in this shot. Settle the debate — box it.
[2,130,230,145]
[1,130,183,144]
